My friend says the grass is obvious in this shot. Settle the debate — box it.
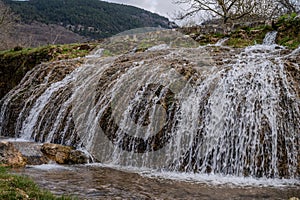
[102,49,113,57]
[0,166,74,200]
[0,43,97,60]
[275,13,300,49]
[278,35,300,49]
[136,42,153,52]
[225,25,272,48]
[226,37,255,48]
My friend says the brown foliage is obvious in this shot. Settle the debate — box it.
[0,0,19,50]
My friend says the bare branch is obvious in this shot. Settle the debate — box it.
[173,0,299,24]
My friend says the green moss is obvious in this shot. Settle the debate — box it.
[212,33,225,38]
[102,49,113,57]
[224,24,272,48]
[0,43,96,59]
[0,166,74,200]
[275,13,300,49]
[278,13,298,24]
[135,42,152,52]
[226,38,254,48]
[180,14,299,49]
[278,36,300,49]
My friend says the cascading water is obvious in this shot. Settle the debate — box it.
[262,31,278,45]
[0,30,299,179]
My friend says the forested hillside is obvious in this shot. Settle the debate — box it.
[4,0,176,39]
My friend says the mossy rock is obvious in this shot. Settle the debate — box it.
[0,43,96,99]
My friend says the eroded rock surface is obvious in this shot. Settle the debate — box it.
[0,140,89,167]
[41,143,89,164]
[12,142,49,165]
[0,141,26,168]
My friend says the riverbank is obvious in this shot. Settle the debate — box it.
[0,166,73,199]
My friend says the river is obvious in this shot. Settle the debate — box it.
[14,164,300,199]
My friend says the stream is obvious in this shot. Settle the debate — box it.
[15,164,300,199]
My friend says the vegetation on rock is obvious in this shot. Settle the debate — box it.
[0,43,96,99]
[276,13,300,49]
[180,13,300,49]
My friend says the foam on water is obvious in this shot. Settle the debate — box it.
[28,163,72,170]
[143,171,300,187]
[0,138,33,142]
[87,163,299,188]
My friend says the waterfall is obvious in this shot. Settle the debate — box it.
[0,30,299,179]
[263,31,278,45]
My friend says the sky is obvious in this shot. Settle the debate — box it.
[103,0,187,22]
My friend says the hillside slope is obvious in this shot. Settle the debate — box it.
[4,0,176,39]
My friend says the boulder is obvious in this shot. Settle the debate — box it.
[41,143,89,164]
[77,44,92,51]
[0,141,26,168]
[12,142,49,165]
[69,150,89,164]
[41,143,73,164]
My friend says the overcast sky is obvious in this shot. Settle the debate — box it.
[103,0,185,21]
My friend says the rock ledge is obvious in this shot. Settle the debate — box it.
[0,140,89,168]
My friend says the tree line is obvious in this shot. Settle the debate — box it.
[1,0,171,40]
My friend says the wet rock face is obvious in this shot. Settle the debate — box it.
[0,59,83,139]
[0,141,26,168]
[0,33,299,178]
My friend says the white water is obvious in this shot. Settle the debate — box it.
[0,31,299,180]
[215,37,229,46]
[88,163,300,188]
[263,31,278,45]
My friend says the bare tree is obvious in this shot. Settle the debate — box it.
[251,0,280,20]
[174,0,299,24]
[174,0,257,23]
[0,1,17,31]
[0,0,19,50]
[277,0,300,14]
